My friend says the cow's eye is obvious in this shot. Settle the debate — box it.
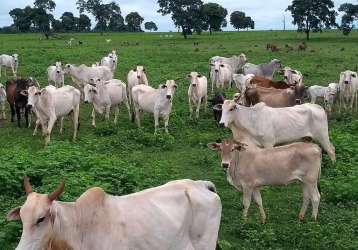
[174,85,177,89]
[352,74,357,78]
[161,85,167,89]
[36,217,45,225]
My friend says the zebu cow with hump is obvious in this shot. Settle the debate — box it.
[6,78,37,127]
[208,139,322,223]
[209,54,247,74]
[339,70,358,111]
[0,53,18,77]
[243,59,282,80]
[218,100,336,162]
[127,66,149,108]
[7,177,222,250]
[210,61,233,92]
[47,62,65,88]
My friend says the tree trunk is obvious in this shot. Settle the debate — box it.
[182,26,187,39]
[306,30,310,40]
[209,26,212,35]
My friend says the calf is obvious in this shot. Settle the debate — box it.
[210,62,233,92]
[210,92,226,126]
[84,78,131,127]
[132,80,177,133]
[27,85,80,146]
[208,139,321,223]
[47,62,65,88]
[324,83,339,112]
[6,78,37,127]
[243,59,282,80]
[0,54,18,77]
[127,66,149,108]
[308,84,339,111]
[0,83,6,119]
[187,72,207,120]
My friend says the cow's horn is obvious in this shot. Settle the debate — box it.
[24,176,32,195]
[48,181,65,201]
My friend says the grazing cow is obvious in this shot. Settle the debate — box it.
[132,80,177,133]
[209,54,247,74]
[6,78,37,127]
[47,62,65,88]
[210,62,233,92]
[308,84,339,112]
[0,54,18,77]
[26,85,80,146]
[127,66,149,108]
[244,86,297,107]
[100,50,118,73]
[339,70,358,111]
[7,177,221,250]
[249,76,290,89]
[210,92,226,126]
[243,59,282,80]
[232,73,254,93]
[218,100,336,161]
[187,72,207,120]
[0,83,6,119]
[64,64,113,90]
[84,78,131,127]
[270,45,280,52]
[285,44,294,51]
[208,139,321,223]
[298,42,307,51]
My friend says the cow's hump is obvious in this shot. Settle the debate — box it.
[76,187,106,208]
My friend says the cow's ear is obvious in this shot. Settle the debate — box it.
[142,68,146,72]
[187,74,191,78]
[161,84,167,89]
[207,143,221,151]
[198,74,202,78]
[7,207,21,221]
[133,68,137,72]
[20,90,28,96]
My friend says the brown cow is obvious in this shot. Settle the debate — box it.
[298,42,307,51]
[250,76,290,89]
[244,86,298,107]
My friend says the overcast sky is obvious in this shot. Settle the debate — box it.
[0,0,356,31]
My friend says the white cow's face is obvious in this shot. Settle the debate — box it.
[12,54,18,63]
[7,178,64,250]
[84,78,102,103]
[212,61,225,74]
[55,62,62,74]
[239,53,247,63]
[188,72,202,87]
[64,64,72,74]
[340,70,357,85]
[219,100,238,127]
[160,80,177,101]
[133,66,146,80]
[27,86,41,109]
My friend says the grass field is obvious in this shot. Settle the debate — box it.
[1,30,358,249]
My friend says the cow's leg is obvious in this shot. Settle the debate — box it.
[10,104,15,122]
[242,187,253,221]
[204,95,207,112]
[196,98,202,120]
[25,107,29,128]
[299,184,310,221]
[189,98,193,119]
[211,79,214,93]
[309,184,320,222]
[4,67,7,77]
[33,118,41,136]
[1,103,5,119]
[72,104,79,142]
[113,106,119,124]
[15,106,21,127]
[124,99,131,120]
[105,105,110,121]
[134,104,141,128]
[253,188,266,224]
[91,108,96,128]
[59,117,64,134]
[45,115,57,146]
[164,115,170,134]
[0,65,2,77]
[154,110,160,134]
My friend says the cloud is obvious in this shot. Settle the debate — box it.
[0,0,356,31]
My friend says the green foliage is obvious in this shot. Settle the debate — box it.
[125,12,144,32]
[0,31,358,249]
[230,11,254,31]
[201,2,228,34]
[287,0,337,40]
[339,3,358,36]
[145,21,159,32]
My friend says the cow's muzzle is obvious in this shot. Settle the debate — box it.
[344,81,349,84]
[84,100,89,104]
[166,95,172,100]
[26,104,32,109]
[222,163,229,170]
[137,76,141,79]
[215,69,219,73]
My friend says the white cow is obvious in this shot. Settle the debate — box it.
[308,83,338,112]
[339,70,358,111]
[64,64,113,90]
[132,80,177,133]
[243,59,281,80]
[219,100,336,162]
[208,139,322,223]
[209,54,247,74]
[7,177,221,250]
[100,50,118,73]
[0,83,6,119]
[27,85,80,146]
[84,78,131,127]
[47,62,65,88]
[187,72,207,119]
[0,54,18,77]
[232,73,254,93]
[92,62,100,67]
[324,83,339,112]
[127,66,149,106]
[210,62,233,92]
[283,67,303,86]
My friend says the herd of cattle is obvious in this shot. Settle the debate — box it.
[1,49,358,250]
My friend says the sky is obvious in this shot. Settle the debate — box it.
[0,0,356,31]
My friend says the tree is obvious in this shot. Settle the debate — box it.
[125,12,144,32]
[201,3,227,35]
[34,0,56,11]
[339,3,358,35]
[144,21,158,32]
[77,0,122,34]
[52,19,63,32]
[78,14,91,32]
[61,12,76,32]
[230,11,247,31]
[287,0,337,40]
[157,0,204,39]
[9,7,33,32]
[108,13,125,31]
[244,16,254,31]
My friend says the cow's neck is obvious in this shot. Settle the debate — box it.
[231,107,260,146]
